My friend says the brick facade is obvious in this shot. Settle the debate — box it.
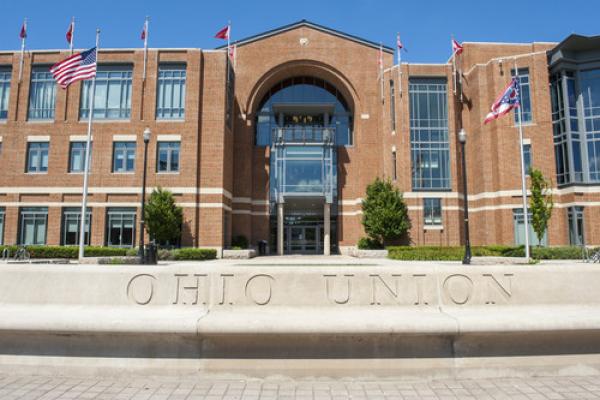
[0,22,598,254]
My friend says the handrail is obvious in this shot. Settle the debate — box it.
[272,126,335,145]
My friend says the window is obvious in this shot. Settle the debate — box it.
[409,78,450,190]
[157,141,180,172]
[0,207,4,245]
[28,67,56,120]
[567,206,585,246]
[523,143,532,174]
[512,68,532,123]
[26,142,49,173]
[226,62,235,128]
[81,66,132,119]
[69,142,90,173]
[61,207,91,245]
[112,142,136,173]
[106,208,136,247]
[156,65,186,119]
[389,80,396,132]
[19,207,48,245]
[513,208,547,246]
[423,198,442,225]
[0,67,10,120]
[392,150,397,181]
[582,69,600,182]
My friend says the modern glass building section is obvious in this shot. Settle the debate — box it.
[256,76,351,254]
[409,78,450,190]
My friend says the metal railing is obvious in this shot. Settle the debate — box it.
[272,126,335,145]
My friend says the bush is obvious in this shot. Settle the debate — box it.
[231,235,249,249]
[172,248,217,261]
[0,245,128,259]
[387,245,591,261]
[357,237,383,250]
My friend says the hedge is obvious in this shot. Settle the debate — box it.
[0,245,127,259]
[387,245,589,261]
[172,248,217,261]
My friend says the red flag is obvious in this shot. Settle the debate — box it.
[19,22,27,39]
[66,22,73,44]
[452,39,463,56]
[141,22,147,41]
[229,44,236,60]
[214,25,229,40]
[397,33,403,50]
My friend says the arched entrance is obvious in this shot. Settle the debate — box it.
[252,75,354,255]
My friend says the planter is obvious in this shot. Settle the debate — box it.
[222,249,257,259]
[350,248,389,258]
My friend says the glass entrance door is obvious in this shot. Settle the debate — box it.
[286,225,322,254]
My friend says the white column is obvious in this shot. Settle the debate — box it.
[277,202,284,255]
[324,202,331,256]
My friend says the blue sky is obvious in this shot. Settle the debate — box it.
[3,0,599,63]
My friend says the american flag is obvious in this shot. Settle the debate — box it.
[50,47,97,89]
[484,77,520,124]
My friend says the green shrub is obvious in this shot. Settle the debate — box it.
[387,245,590,261]
[502,245,592,260]
[125,248,139,257]
[231,235,249,249]
[0,245,128,259]
[172,248,217,261]
[357,237,383,250]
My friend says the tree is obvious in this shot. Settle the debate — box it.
[529,168,554,247]
[361,177,411,247]
[144,187,183,246]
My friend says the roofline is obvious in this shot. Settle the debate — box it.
[216,19,395,53]
[547,33,600,58]
[0,48,200,54]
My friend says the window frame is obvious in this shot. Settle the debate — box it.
[106,208,136,248]
[27,66,56,121]
[523,143,532,175]
[0,207,5,245]
[156,141,181,173]
[68,141,91,173]
[26,142,49,173]
[156,64,186,120]
[0,67,11,120]
[80,65,133,120]
[512,68,533,124]
[423,198,442,226]
[61,207,92,246]
[18,207,48,245]
[112,141,136,173]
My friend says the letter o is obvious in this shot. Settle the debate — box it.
[245,274,275,305]
[443,274,474,305]
[127,274,156,305]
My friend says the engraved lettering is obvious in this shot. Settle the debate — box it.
[173,274,208,305]
[443,274,473,305]
[219,274,234,305]
[324,274,354,304]
[369,274,402,305]
[245,274,275,305]
[483,273,513,304]
[413,274,429,305]
[127,274,156,305]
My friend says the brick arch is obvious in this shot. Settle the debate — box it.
[245,59,361,117]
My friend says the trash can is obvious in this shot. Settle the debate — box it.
[144,242,158,265]
[258,240,268,256]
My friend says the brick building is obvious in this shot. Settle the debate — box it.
[0,21,598,255]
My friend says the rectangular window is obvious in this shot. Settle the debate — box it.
[513,208,547,246]
[112,142,136,173]
[389,80,396,132]
[61,207,91,245]
[409,78,450,190]
[106,208,136,247]
[512,68,532,123]
[0,207,4,245]
[523,143,532,174]
[19,207,48,245]
[156,65,186,119]
[582,69,600,183]
[81,66,132,119]
[226,62,235,128]
[0,67,11,120]
[26,142,49,173]
[567,206,585,246]
[423,198,442,225]
[28,67,56,120]
[69,142,91,173]
[392,150,397,181]
[157,141,180,172]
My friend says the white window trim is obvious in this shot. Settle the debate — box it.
[70,135,93,142]
[112,134,137,141]
[27,135,50,142]
[157,134,181,141]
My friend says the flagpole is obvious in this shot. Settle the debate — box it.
[397,33,402,97]
[514,58,530,260]
[70,17,75,53]
[19,18,27,83]
[451,35,457,95]
[143,16,149,81]
[78,29,100,262]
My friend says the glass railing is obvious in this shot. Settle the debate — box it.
[272,126,335,144]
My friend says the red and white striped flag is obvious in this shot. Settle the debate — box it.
[50,47,97,89]
[452,38,463,56]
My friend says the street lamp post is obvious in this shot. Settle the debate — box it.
[459,128,472,265]
[139,127,151,264]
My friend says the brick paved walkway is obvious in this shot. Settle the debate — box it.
[1,374,600,399]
